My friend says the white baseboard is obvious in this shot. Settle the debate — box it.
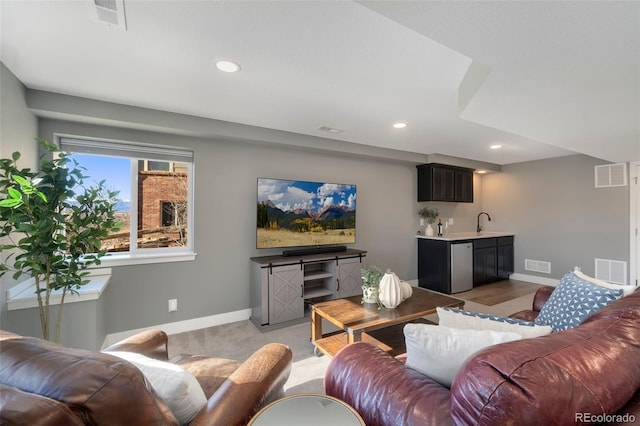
[510,273,558,287]
[102,308,252,349]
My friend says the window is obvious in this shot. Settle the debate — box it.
[161,200,186,227]
[59,137,195,265]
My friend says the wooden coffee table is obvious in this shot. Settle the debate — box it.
[311,287,464,358]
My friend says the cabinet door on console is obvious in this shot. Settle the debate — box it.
[337,257,365,299]
[268,264,304,324]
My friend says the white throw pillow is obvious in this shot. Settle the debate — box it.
[573,268,635,296]
[437,307,552,338]
[403,323,522,388]
[108,351,207,425]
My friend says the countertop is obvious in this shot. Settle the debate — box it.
[416,231,515,242]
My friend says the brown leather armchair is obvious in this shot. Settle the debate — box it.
[0,329,292,425]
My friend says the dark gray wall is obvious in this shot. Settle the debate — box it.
[482,155,629,280]
[0,63,38,330]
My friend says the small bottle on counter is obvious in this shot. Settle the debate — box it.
[437,218,443,236]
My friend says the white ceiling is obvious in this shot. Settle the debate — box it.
[1,0,638,165]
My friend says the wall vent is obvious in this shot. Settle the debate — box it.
[525,259,551,274]
[595,258,627,285]
[595,163,627,188]
[89,0,127,31]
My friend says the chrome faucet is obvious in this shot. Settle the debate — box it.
[477,212,491,233]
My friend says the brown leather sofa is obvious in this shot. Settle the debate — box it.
[0,329,292,425]
[325,286,640,425]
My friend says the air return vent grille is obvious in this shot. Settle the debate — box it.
[525,259,551,274]
[595,258,627,285]
[89,0,127,30]
[595,163,627,188]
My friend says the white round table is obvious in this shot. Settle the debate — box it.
[248,393,365,425]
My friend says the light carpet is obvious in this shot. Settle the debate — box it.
[168,287,539,395]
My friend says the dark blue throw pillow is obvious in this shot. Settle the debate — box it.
[535,272,623,332]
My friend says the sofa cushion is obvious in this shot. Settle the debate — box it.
[109,351,207,425]
[170,354,241,398]
[403,323,522,388]
[437,307,552,338]
[535,272,623,332]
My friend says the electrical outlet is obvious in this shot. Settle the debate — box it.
[168,299,178,312]
[448,218,454,225]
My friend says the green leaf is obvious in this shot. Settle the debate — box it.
[11,151,21,161]
[7,187,22,200]
[13,175,28,186]
[0,198,22,208]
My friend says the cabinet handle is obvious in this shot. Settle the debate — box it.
[301,284,304,298]
[337,278,340,292]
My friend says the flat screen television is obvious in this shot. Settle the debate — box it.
[257,178,356,249]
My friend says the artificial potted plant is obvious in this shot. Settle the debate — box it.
[360,265,383,305]
[0,138,121,343]
[418,206,439,236]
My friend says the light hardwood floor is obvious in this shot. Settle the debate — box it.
[455,279,546,306]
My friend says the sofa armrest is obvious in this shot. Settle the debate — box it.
[509,285,555,321]
[531,286,555,311]
[190,343,292,426]
[103,329,169,361]
[324,342,453,426]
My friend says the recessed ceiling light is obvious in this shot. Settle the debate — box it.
[490,144,502,149]
[476,170,488,174]
[393,122,408,129]
[215,60,241,73]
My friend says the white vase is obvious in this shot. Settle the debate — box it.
[378,269,403,309]
[425,224,434,236]
[399,280,413,301]
[362,286,378,304]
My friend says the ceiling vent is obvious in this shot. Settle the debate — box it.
[89,0,127,31]
[318,126,343,134]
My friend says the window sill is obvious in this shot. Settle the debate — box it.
[95,251,197,267]
[7,269,111,311]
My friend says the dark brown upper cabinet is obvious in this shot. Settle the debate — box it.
[417,163,474,203]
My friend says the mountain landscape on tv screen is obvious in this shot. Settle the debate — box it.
[256,179,356,249]
[258,200,355,230]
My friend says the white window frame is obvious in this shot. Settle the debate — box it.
[57,134,196,267]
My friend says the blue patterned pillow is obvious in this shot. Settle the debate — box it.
[534,272,623,332]
[441,308,536,326]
